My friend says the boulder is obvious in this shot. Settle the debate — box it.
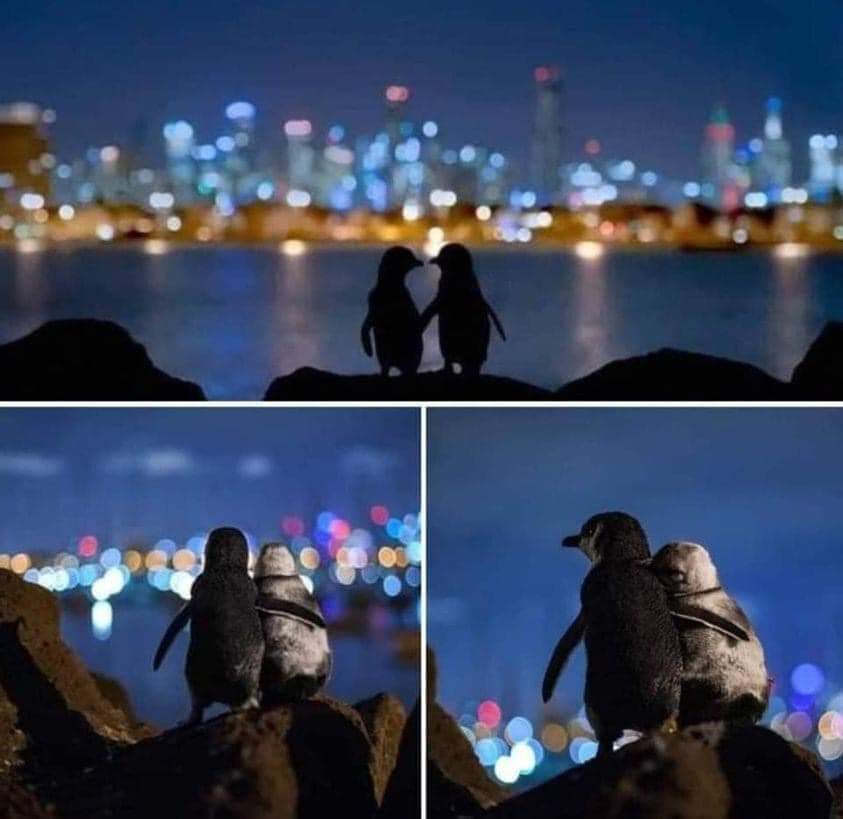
[556,349,791,401]
[791,321,843,399]
[0,569,151,775]
[0,320,205,401]
[481,723,832,819]
[378,698,421,819]
[427,700,508,819]
[264,368,552,401]
[354,694,408,804]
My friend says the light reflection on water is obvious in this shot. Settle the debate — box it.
[1,246,842,398]
[60,602,418,727]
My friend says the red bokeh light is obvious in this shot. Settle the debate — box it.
[477,700,502,729]
[78,535,98,557]
[370,505,390,526]
[282,516,305,537]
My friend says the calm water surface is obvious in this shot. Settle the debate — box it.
[1,245,842,398]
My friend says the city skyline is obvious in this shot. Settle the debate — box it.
[3,0,841,181]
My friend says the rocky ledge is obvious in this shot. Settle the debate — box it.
[0,319,841,401]
[0,569,417,818]
[0,320,205,401]
[263,368,552,401]
[265,322,843,402]
[429,702,839,819]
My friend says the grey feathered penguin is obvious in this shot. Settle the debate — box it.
[651,541,769,726]
[254,543,331,704]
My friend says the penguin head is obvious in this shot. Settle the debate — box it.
[377,246,424,286]
[255,542,296,578]
[203,527,250,571]
[562,512,650,563]
[430,243,479,291]
[651,541,720,594]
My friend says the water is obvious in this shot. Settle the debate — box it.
[60,602,419,728]
[2,244,842,398]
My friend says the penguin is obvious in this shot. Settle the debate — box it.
[419,243,505,376]
[153,527,264,725]
[650,541,770,727]
[361,246,425,376]
[253,542,331,704]
[541,512,683,756]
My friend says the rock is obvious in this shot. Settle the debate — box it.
[0,570,151,776]
[556,349,791,401]
[427,702,508,818]
[0,320,205,401]
[44,699,383,819]
[791,321,843,399]
[378,698,420,819]
[264,368,552,401]
[90,673,146,732]
[354,694,407,804]
[482,724,832,819]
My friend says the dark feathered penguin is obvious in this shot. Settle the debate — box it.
[153,527,264,725]
[651,541,769,727]
[419,243,505,376]
[541,512,682,756]
[361,246,425,376]
[253,543,331,704]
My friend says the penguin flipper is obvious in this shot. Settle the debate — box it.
[487,304,506,341]
[153,603,192,670]
[669,603,750,641]
[360,315,374,357]
[542,611,586,703]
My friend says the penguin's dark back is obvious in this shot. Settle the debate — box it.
[188,569,262,671]
[581,561,682,728]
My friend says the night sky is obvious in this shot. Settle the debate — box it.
[428,408,843,764]
[0,407,420,552]
[4,0,841,180]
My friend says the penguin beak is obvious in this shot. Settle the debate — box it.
[430,255,441,265]
[412,258,424,268]
[562,534,580,548]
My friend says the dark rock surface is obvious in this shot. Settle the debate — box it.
[556,348,791,401]
[264,367,552,401]
[791,321,843,399]
[427,699,833,819]
[0,569,412,819]
[0,320,205,401]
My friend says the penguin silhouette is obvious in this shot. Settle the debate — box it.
[651,541,769,727]
[361,246,425,376]
[253,543,332,704]
[541,512,682,756]
[153,527,264,725]
[420,243,505,376]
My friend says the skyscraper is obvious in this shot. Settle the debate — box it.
[529,66,563,204]
[701,106,737,210]
[756,97,791,200]
[284,119,316,195]
[162,120,196,204]
[809,134,838,201]
[0,102,51,202]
